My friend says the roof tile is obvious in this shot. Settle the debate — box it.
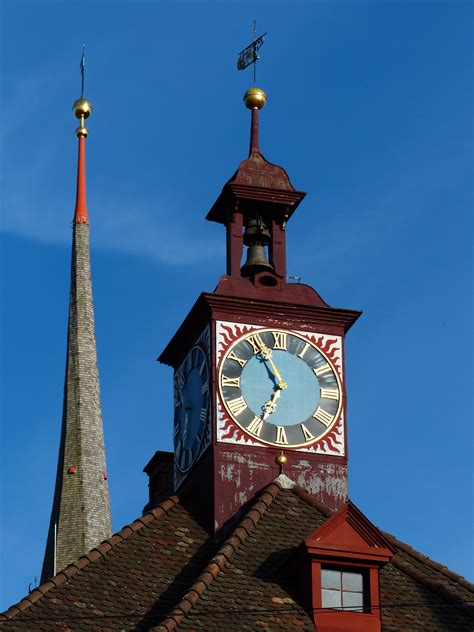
[1,483,472,631]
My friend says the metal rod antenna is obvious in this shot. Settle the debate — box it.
[80,44,85,98]
[253,20,257,85]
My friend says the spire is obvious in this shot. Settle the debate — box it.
[72,98,91,224]
[41,52,111,582]
[244,86,266,156]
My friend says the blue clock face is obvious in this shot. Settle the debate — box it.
[174,346,209,472]
[218,329,342,448]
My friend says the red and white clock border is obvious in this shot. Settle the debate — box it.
[215,320,346,457]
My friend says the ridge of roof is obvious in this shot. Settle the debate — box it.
[155,480,283,631]
[0,495,180,622]
[383,531,474,595]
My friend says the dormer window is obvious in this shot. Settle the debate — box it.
[321,567,367,612]
[301,500,396,632]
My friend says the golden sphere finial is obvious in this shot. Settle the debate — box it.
[243,87,267,110]
[73,98,92,120]
[73,98,92,137]
[276,452,288,467]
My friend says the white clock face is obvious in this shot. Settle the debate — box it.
[174,345,209,473]
[218,328,342,448]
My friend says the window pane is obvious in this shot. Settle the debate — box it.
[322,589,342,609]
[342,590,364,612]
[342,571,363,592]
[321,569,341,590]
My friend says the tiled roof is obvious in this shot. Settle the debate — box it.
[1,478,472,631]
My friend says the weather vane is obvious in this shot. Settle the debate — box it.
[237,21,267,85]
[80,44,86,98]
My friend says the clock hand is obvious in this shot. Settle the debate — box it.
[262,387,283,420]
[182,407,191,441]
[260,346,287,390]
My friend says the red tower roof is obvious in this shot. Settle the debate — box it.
[73,134,89,225]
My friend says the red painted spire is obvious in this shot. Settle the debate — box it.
[73,134,89,225]
[245,87,266,157]
[72,96,92,225]
[249,107,260,156]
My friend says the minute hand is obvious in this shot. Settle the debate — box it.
[261,346,287,389]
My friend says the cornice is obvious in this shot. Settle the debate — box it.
[159,292,361,367]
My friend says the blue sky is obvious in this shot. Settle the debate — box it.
[1,0,472,609]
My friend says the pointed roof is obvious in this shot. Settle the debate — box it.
[4,479,472,630]
[40,93,111,582]
[206,89,306,224]
[305,499,396,562]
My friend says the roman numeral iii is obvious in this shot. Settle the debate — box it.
[320,388,338,400]
[313,407,334,427]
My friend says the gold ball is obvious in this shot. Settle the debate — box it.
[73,98,92,120]
[276,453,288,466]
[243,87,267,110]
[75,126,88,138]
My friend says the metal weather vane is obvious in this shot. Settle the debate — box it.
[237,21,267,84]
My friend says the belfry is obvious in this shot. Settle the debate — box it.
[40,77,112,582]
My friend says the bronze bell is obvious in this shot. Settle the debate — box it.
[243,217,271,246]
[241,216,274,276]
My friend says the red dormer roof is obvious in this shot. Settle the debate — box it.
[305,499,396,564]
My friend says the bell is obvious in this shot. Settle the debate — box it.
[243,217,271,246]
[241,243,274,276]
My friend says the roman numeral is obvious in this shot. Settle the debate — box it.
[275,426,288,445]
[228,350,246,367]
[246,333,266,354]
[227,396,247,417]
[175,370,185,389]
[221,375,241,388]
[199,356,207,375]
[313,363,331,377]
[313,407,334,427]
[301,423,314,441]
[272,332,287,350]
[320,388,338,400]
[247,416,264,437]
[200,408,207,423]
[298,342,310,359]
[201,382,209,395]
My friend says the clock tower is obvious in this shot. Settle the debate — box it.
[159,86,361,532]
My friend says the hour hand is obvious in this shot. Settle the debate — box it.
[262,388,282,420]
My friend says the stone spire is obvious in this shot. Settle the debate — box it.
[41,81,112,582]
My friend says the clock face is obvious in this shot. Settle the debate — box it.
[218,328,342,448]
[174,345,210,472]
